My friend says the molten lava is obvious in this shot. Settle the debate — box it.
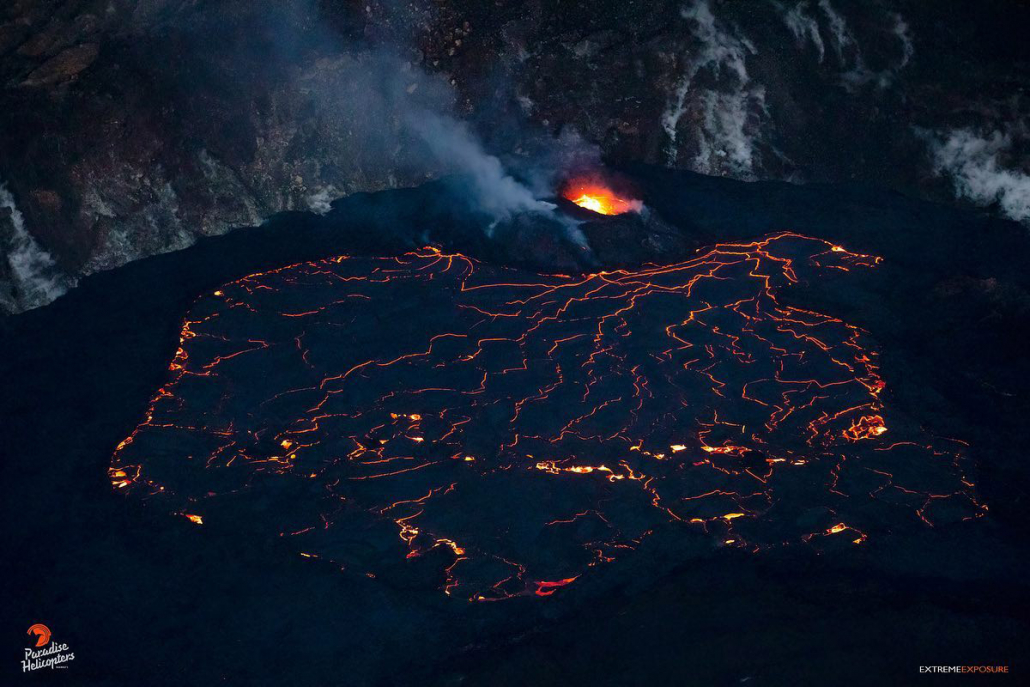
[110,233,983,602]
[564,181,642,215]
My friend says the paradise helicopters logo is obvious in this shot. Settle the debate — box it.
[23,624,75,672]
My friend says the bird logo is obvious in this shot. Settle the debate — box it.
[27,624,51,648]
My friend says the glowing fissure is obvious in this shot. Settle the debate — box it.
[110,233,983,601]
[563,182,643,215]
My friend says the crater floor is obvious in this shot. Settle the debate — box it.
[110,233,983,602]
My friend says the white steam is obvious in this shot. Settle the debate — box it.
[891,13,914,71]
[779,1,913,90]
[406,109,555,223]
[783,2,825,62]
[924,127,1030,224]
[662,0,765,178]
[309,52,559,228]
[306,186,336,215]
[694,88,768,177]
[817,0,854,63]
[1,181,74,313]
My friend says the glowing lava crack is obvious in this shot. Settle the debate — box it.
[564,181,642,215]
[110,233,984,601]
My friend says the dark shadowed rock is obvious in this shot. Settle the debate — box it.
[2,0,1030,313]
[20,41,97,85]
[4,168,1029,684]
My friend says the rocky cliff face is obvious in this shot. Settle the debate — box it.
[2,0,1029,313]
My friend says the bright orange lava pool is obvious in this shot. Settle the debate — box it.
[564,182,642,215]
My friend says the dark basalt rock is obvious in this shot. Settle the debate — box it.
[3,167,1029,684]
[576,205,691,267]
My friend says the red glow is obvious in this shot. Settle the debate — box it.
[563,179,642,215]
[534,576,580,596]
[108,233,983,602]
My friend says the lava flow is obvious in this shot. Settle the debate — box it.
[109,232,984,602]
[563,179,642,215]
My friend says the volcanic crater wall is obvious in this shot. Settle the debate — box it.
[2,0,1030,314]
[4,165,1030,683]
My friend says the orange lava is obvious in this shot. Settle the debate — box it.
[564,181,642,215]
[109,233,984,602]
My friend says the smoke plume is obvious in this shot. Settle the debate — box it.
[662,0,766,179]
[924,127,1030,224]
[1,182,75,313]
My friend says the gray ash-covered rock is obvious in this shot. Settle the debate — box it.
[2,0,1029,313]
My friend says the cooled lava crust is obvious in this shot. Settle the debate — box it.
[110,233,983,601]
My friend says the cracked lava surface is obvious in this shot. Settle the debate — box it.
[109,233,985,601]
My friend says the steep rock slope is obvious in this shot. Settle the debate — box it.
[2,0,1029,312]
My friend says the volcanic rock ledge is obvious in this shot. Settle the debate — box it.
[3,0,1030,313]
